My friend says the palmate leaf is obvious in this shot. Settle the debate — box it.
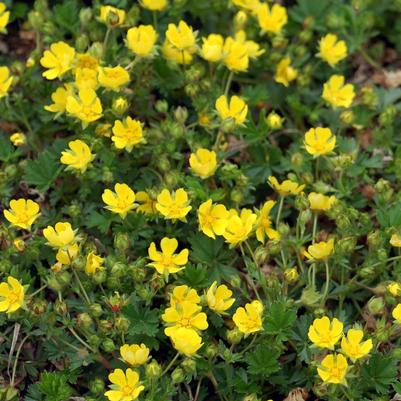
[361,353,397,394]
[245,344,280,377]
[123,303,160,336]
[264,301,297,341]
[38,371,73,401]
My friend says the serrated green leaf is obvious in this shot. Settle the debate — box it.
[245,344,280,376]
[361,353,397,394]
[264,301,297,341]
[38,371,73,401]
[123,303,159,336]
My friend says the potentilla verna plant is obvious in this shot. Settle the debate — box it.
[1,0,401,400]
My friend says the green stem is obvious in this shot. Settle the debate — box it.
[152,11,158,30]
[224,71,234,97]
[359,47,380,70]
[103,27,112,58]
[238,334,258,355]
[239,244,262,301]
[161,352,179,376]
[29,284,48,298]
[10,334,30,387]
[213,129,224,151]
[312,213,318,243]
[71,268,91,305]
[322,261,330,304]
[68,327,96,353]
[276,196,284,226]
[315,156,320,181]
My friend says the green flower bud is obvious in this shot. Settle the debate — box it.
[114,232,131,254]
[98,319,113,334]
[157,155,171,172]
[205,343,218,359]
[164,171,181,187]
[88,334,102,348]
[146,360,162,378]
[340,110,354,124]
[4,164,17,178]
[112,97,129,115]
[267,240,281,255]
[266,111,283,130]
[367,297,385,315]
[184,83,199,97]
[181,358,197,374]
[102,338,116,352]
[28,11,44,30]
[174,106,188,124]
[271,35,288,49]
[125,5,140,26]
[229,275,242,289]
[101,167,114,184]
[230,188,244,204]
[359,265,375,279]
[391,348,401,360]
[226,328,243,345]
[88,42,104,60]
[291,152,303,167]
[254,246,269,265]
[54,300,68,315]
[277,222,290,237]
[90,303,103,318]
[155,100,168,113]
[110,262,126,277]
[115,316,130,333]
[89,378,105,394]
[93,269,107,285]
[75,34,89,52]
[335,237,357,254]
[298,210,312,226]
[243,395,259,401]
[79,7,93,25]
[30,299,47,315]
[360,86,378,109]
[171,367,185,383]
[299,30,313,43]
[301,286,321,308]
[77,313,94,331]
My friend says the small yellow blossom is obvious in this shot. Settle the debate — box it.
[56,243,79,265]
[308,316,343,349]
[40,41,76,80]
[198,200,229,239]
[390,234,401,247]
[148,237,188,276]
[223,209,257,246]
[85,252,104,275]
[317,354,348,385]
[275,58,297,87]
[99,6,126,27]
[387,282,401,297]
[136,191,157,215]
[45,84,74,114]
[304,239,334,261]
[234,30,264,59]
[98,66,130,91]
[308,193,336,212]
[0,66,13,98]
[266,111,283,130]
[0,277,24,313]
[112,117,144,152]
[0,3,10,32]
[75,53,99,71]
[170,327,203,356]
[189,148,217,179]
[140,0,168,11]
[3,199,40,230]
[43,222,77,249]
[318,34,347,67]
[255,200,280,243]
[341,328,372,362]
[232,0,262,13]
[13,238,25,252]
[206,281,235,314]
[233,300,263,334]
[74,67,98,90]
[304,127,336,156]
[102,183,137,218]
[66,88,103,124]
[268,176,305,196]
[215,95,248,125]
[284,267,299,283]
[257,3,287,34]
[96,123,112,138]
[60,140,95,173]
[165,21,197,53]
[162,40,193,65]
[104,369,144,401]
[127,25,157,58]
[201,34,224,62]
[392,303,401,324]
[120,343,150,367]
[156,188,192,221]
[170,285,201,307]
[322,75,355,108]
[10,132,26,147]
[222,37,249,72]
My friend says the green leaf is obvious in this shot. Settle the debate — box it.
[38,371,73,401]
[178,263,209,288]
[245,344,280,376]
[85,210,115,233]
[264,301,297,341]
[361,353,397,394]
[53,0,79,34]
[0,133,17,162]
[123,303,159,336]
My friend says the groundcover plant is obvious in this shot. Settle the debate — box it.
[2,0,401,400]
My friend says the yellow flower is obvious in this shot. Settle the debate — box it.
[308,193,336,212]
[85,252,104,275]
[56,243,79,265]
[96,123,112,137]
[318,34,347,67]
[112,117,144,152]
[266,111,283,130]
[60,139,95,173]
[0,66,13,98]
[170,327,203,356]
[308,316,343,349]
[198,200,229,239]
[255,200,279,243]
[126,25,157,58]
[234,30,265,59]
[223,209,257,246]
[222,37,249,72]
[102,183,137,218]
[275,57,297,87]
[148,237,189,276]
[165,21,197,53]
[317,354,348,385]
[136,191,157,215]
[104,368,144,401]
[43,222,77,249]
[75,53,99,71]
[40,41,76,80]
[341,328,372,362]
[0,3,10,32]
[206,281,235,314]
[120,343,150,367]
[268,176,305,196]
[284,267,299,283]
[0,277,24,313]
[189,148,217,179]
[10,132,26,147]
[140,0,168,11]
[66,88,103,124]
[98,66,130,91]
[3,199,40,230]
[162,40,193,65]
[170,285,200,307]
[99,6,126,27]
[215,95,248,125]
[44,84,74,114]
[13,238,25,252]
[74,67,98,90]
[390,234,401,247]
[231,0,261,14]
[156,188,192,221]
[304,239,334,261]
[162,301,208,337]
[322,75,355,108]
[233,300,263,334]
[257,3,287,34]
[392,303,401,324]
[304,127,336,156]
[387,282,401,296]
[201,34,224,62]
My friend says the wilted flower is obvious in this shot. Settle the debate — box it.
[3,199,40,230]
[102,183,137,218]
[85,252,104,275]
[10,132,26,147]
[304,127,336,156]
[308,316,343,349]
[60,140,95,173]
[318,34,347,67]
[322,75,355,108]
[40,41,76,80]
[189,148,217,179]
[233,300,263,334]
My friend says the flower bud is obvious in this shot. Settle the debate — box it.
[155,100,168,113]
[146,360,162,378]
[205,344,218,359]
[243,395,259,401]
[79,7,93,25]
[114,232,131,254]
[284,268,299,284]
[291,152,303,167]
[89,378,105,394]
[90,303,103,318]
[367,297,385,315]
[112,97,129,115]
[234,11,247,30]
[181,358,197,374]
[77,313,94,331]
[54,300,68,315]
[174,106,188,124]
[75,34,89,52]
[358,265,375,279]
[88,42,104,60]
[266,111,283,130]
[28,11,44,30]
[171,367,185,383]
[229,275,242,289]
[98,319,113,334]
[230,188,244,204]
[301,286,321,307]
[102,338,116,352]
[227,328,243,345]
[340,110,354,124]
[93,269,107,285]
[254,246,269,265]
[115,316,130,333]
[299,30,313,43]
[267,240,281,255]
[277,223,290,237]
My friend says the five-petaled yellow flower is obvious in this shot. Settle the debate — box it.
[66,88,103,125]
[98,66,130,91]
[3,199,40,230]
[120,343,150,367]
[223,209,257,246]
[162,40,194,65]
[304,127,336,156]
[198,199,229,239]
[43,222,77,249]
[45,84,74,114]
[140,0,168,11]
[255,200,280,243]
[126,25,157,58]
[392,303,401,324]
[189,148,217,179]
[317,354,348,385]
[60,139,95,173]
[170,285,200,307]
[99,6,126,27]
[268,176,305,196]
[216,95,248,125]
[156,188,192,221]
[85,252,104,275]
[74,67,98,91]
[222,37,249,72]
[170,327,203,356]
[112,117,144,152]
[136,191,157,215]
[308,193,336,212]
[257,3,287,34]
[0,277,24,313]
[0,2,10,32]
[275,57,297,87]
[304,239,334,261]
[165,20,197,54]
[322,75,355,108]
[318,34,347,67]
[104,368,144,401]
[10,132,26,147]
[0,66,13,98]
[206,281,235,314]
[148,237,189,276]
[233,300,263,334]
[40,41,76,80]
[235,30,265,59]
[201,34,224,62]
[102,183,137,218]
[308,316,343,349]
[340,328,372,362]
